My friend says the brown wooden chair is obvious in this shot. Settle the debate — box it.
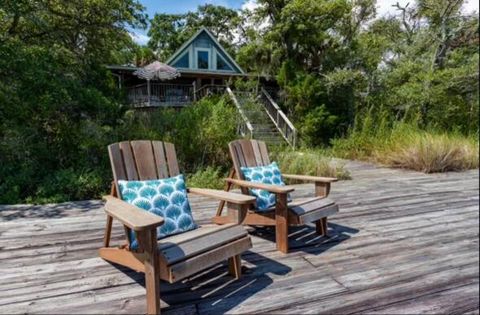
[99,140,256,314]
[214,139,339,254]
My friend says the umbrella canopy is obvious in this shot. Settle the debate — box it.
[133,61,181,81]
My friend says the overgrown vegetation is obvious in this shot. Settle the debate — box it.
[0,0,478,204]
[272,149,351,181]
[238,0,479,145]
[186,167,226,190]
[331,110,479,172]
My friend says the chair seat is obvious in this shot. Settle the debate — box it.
[158,223,249,266]
[262,197,339,224]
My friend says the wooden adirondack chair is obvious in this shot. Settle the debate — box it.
[214,139,339,254]
[99,140,256,314]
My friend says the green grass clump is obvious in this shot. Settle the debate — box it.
[332,116,479,173]
[381,131,479,173]
[273,149,351,181]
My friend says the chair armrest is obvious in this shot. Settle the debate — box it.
[282,174,338,183]
[103,195,164,231]
[188,188,256,205]
[225,178,295,194]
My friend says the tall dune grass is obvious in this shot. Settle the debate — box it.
[332,114,479,173]
[272,149,351,181]
[382,131,479,173]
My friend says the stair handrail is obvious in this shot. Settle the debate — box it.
[226,87,254,138]
[260,87,297,148]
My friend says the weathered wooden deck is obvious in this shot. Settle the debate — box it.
[1,161,478,314]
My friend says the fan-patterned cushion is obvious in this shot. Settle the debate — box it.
[118,175,197,249]
[241,162,290,211]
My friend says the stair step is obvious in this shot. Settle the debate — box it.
[232,91,293,147]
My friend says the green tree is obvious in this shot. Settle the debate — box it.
[148,4,242,60]
[0,0,147,203]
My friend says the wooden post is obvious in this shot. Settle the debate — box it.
[315,182,330,197]
[215,168,236,217]
[227,202,248,224]
[315,182,330,237]
[275,193,289,253]
[228,255,242,279]
[138,229,161,315]
[147,79,151,107]
[193,81,197,102]
[103,215,113,247]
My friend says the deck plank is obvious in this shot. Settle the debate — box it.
[0,160,478,314]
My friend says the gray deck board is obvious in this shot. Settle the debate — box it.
[0,160,478,314]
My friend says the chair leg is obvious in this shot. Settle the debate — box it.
[275,193,289,253]
[103,215,113,247]
[139,229,161,315]
[228,255,242,279]
[315,217,329,237]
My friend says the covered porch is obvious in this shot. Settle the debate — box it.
[108,65,243,108]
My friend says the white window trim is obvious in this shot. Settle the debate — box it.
[194,47,211,70]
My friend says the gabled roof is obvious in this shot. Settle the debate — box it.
[166,27,245,75]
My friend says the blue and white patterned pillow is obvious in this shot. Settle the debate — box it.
[241,162,290,211]
[118,175,197,249]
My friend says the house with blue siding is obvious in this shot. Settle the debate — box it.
[108,28,248,107]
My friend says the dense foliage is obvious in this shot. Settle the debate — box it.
[0,0,478,203]
[0,0,147,203]
[148,4,243,60]
[237,0,479,146]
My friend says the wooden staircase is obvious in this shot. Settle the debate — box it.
[227,87,297,147]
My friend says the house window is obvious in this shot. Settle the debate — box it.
[197,51,209,69]
[173,52,189,68]
[216,54,233,71]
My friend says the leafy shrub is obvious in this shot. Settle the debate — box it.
[119,96,239,172]
[272,149,351,181]
[26,168,107,204]
[300,105,338,147]
[186,167,225,190]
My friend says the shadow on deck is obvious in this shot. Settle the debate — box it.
[0,160,478,314]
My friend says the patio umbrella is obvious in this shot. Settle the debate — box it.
[133,61,181,106]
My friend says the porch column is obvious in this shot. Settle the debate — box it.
[147,79,151,107]
[193,81,197,102]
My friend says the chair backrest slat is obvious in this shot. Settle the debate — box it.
[119,141,139,180]
[257,141,271,165]
[240,140,257,167]
[251,140,265,165]
[108,143,127,182]
[152,141,169,178]
[109,141,180,185]
[229,139,271,182]
[131,141,158,180]
[164,142,180,176]
[231,141,246,170]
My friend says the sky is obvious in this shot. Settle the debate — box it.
[131,0,479,45]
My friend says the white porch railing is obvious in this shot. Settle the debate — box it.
[194,84,227,101]
[260,87,297,148]
[127,83,194,107]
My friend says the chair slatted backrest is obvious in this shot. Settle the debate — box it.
[229,139,271,185]
[109,140,180,187]
[108,140,180,246]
